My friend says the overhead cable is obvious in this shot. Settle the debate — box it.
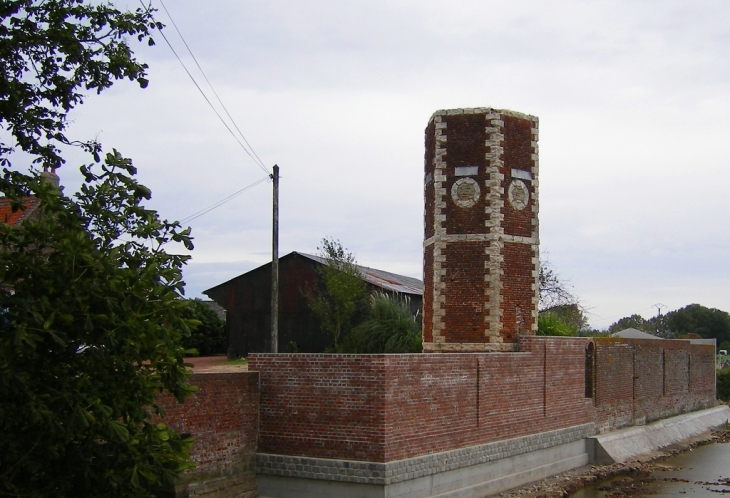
[140,0,270,176]
[156,0,268,172]
[179,176,269,224]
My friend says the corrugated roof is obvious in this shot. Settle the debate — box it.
[0,196,40,226]
[296,252,423,295]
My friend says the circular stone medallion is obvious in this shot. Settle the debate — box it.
[451,178,480,208]
[507,180,530,210]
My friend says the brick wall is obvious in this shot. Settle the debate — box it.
[157,372,260,498]
[250,337,717,464]
[250,337,594,463]
[593,338,716,432]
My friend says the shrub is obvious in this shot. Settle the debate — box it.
[182,299,226,356]
[718,368,730,402]
[343,292,422,353]
[537,312,578,336]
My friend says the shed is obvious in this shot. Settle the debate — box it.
[203,251,423,356]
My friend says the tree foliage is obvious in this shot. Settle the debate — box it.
[0,0,159,170]
[181,299,226,356]
[0,1,199,495]
[663,304,730,344]
[718,368,730,402]
[343,292,422,353]
[306,238,369,351]
[537,312,578,337]
[0,155,196,496]
[607,314,655,334]
[608,305,730,341]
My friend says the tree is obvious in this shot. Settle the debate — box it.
[663,304,730,345]
[343,292,422,353]
[1,155,196,496]
[607,314,654,334]
[718,369,730,402]
[0,2,197,495]
[538,257,579,312]
[1,0,158,171]
[182,298,226,356]
[306,238,369,351]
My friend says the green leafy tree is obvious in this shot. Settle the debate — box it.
[0,156,196,496]
[0,1,198,495]
[343,292,422,353]
[718,369,730,402]
[0,0,158,170]
[182,298,226,356]
[608,314,654,334]
[307,238,369,351]
[662,304,730,345]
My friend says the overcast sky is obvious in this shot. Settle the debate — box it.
[48,0,730,329]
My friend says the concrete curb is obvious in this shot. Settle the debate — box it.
[589,405,730,464]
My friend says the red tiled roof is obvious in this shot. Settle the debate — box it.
[0,196,40,226]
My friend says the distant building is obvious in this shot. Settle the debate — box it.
[0,169,59,227]
[204,251,423,356]
[610,328,662,340]
[0,196,41,226]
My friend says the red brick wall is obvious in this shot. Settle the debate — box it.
[593,339,716,432]
[424,119,436,241]
[250,338,717,463]
[502,115,536,239]
[443,113,488,236]
[250,338,594,463]
[250,354,387,461]
[444,242,487,342]
[423,249,434,343]
[156,372,259,497]
[500,242,537,340]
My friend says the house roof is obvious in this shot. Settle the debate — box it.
[297,252,423,295]
[610,328,662,340]
[0,196,40,226]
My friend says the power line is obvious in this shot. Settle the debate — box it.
[140,0,270,176]
[156,0,268,172]
[179,176,269,224]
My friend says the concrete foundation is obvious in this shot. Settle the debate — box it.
[589,405,730,464]
[257,406,730,498]
[257,424,594,498]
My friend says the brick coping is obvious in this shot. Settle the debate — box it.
[256,423,595,485]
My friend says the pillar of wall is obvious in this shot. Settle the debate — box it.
[423,108,539,352]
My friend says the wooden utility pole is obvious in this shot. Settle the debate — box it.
[271,165,280,353]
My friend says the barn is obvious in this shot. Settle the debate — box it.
[203,251,423,356]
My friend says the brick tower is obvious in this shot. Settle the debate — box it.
[423,108,539,352]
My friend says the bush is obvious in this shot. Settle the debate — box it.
[537,312,578,336]
[182,299,226,356]
[343,293,422,353]
[718,368,730,402]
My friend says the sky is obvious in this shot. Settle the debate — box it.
[33,0,730,329]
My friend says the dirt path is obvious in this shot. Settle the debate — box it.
[496,427,730,498]
[185,356,248,373]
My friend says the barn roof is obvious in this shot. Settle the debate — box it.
[204,251,423,296]
[297,252,423,295]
